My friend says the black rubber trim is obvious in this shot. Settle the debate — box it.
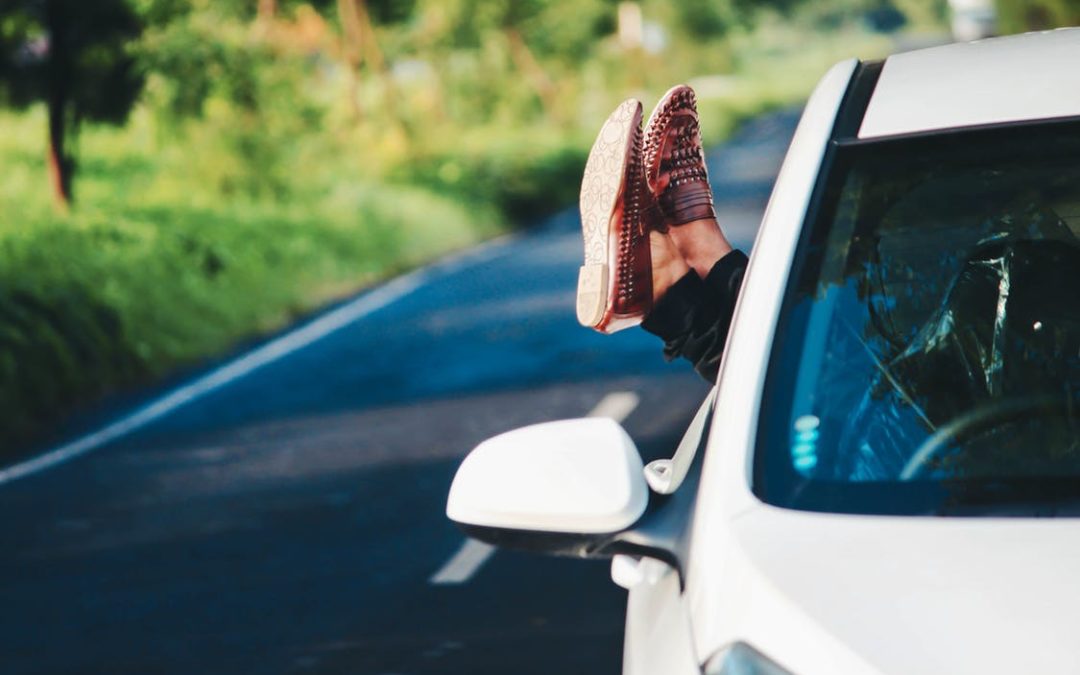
[836,112,1080,147]
[832,59,883,140]
[750,59,879,505]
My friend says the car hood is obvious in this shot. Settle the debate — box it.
[725,506,1080,674]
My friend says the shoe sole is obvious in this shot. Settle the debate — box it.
[577,99,642,328]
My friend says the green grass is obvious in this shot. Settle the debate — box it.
[0,108,500,454]
[0,21,897,457]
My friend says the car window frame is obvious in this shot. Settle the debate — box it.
[751,115,1080,516]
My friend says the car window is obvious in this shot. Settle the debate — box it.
[755,120,1080,515]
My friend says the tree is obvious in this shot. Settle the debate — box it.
[995,0,1080,33]
[0,0,144,207]
[425,0,614,121]
[335,0,414,125]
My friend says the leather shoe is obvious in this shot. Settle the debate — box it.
[577,99,662,333]
[643,85,717,229]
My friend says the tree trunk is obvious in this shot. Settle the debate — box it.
[356,0,399,118]
[258,0,277,21]
[337,0,365,120]
[46,94,72,209]
[43,0,73,209]
[504,28,559,120]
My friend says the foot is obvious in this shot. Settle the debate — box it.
[668,218,732,279]
[644,85,732,277]
[643,85,718,228]
[650,230,691,303]
[577,99,663,333]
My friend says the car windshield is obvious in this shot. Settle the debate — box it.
[755,120,1080,516]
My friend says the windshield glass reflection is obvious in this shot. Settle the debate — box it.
[757,122,1080,515]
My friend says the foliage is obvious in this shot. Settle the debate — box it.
[136,9,326,199]
[0,0,935,454]
[0,0,142,121]
[994,0,1080,33]
[0,107,496,454]
[0,0,144,203]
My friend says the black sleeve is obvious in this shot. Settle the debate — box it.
[641,250,748,383]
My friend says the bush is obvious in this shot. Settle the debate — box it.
[0,3,903,456]
[391,135,588,224]
[0,108,498,455]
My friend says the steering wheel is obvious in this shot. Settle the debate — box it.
[899,395,1077,481]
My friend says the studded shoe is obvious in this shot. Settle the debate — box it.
[577,99,660,333]
[643,85,717,229]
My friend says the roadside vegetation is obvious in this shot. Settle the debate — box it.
[0,0,1019,455]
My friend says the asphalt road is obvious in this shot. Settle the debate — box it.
[0,110,797,675]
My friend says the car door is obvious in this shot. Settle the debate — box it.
[620,390,717,675]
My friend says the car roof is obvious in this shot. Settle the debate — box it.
[859,28,1080,139]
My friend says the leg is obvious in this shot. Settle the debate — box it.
[576,87,749,384]
[650,229,691,303]
[638,85,748,382]
[668,217,733,280]
[644,85,735,279]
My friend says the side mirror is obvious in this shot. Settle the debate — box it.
[446,418,649,556]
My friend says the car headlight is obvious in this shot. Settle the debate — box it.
[704,642,793,675]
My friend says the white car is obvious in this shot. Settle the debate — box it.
[446,29,1080,675]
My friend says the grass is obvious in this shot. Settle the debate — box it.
[0,108,499,454]
[0,21,898,457]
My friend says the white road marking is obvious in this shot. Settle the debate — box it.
[433,389,640,585]
[586,390,640,423]
[0,236,515,487]
[429,540,496,585]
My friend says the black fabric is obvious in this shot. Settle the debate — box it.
[642,250,748,383]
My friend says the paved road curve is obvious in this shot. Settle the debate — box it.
[0,111,797,675]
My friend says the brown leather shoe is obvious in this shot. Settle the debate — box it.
[577,99,660,333]
[643,85,717,229]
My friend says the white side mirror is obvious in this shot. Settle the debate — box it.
[447,418,648,542]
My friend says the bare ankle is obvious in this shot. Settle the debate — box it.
[669,218,733,278]
[650,231,691,303]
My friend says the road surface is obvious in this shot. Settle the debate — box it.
[0,110,797,675]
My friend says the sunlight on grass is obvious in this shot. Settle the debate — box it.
[0,0,909,453]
